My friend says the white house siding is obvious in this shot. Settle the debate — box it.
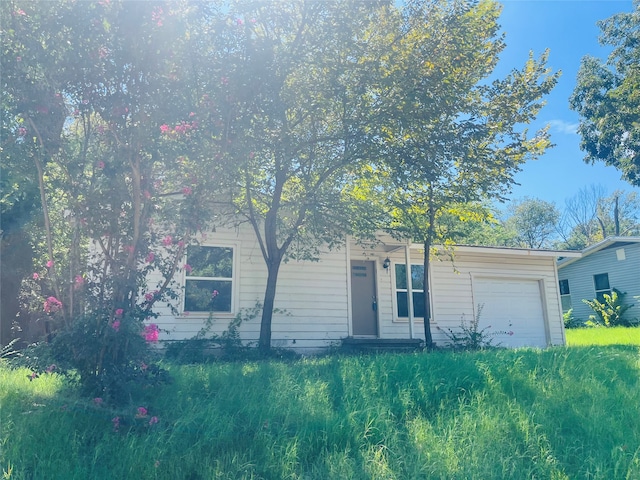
[558,242,640,323]
[150,224,350,352]
[148,229,565,351]
[349,241,565,348]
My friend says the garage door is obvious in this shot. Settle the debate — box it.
[473,277,548,348]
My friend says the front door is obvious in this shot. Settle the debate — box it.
[350,260,378,336]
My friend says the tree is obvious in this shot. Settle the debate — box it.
[557,185,640,249]
[354,0,558,347]
[2,0,227,400]
[208,0,385,351]
[506,198,560,249]
[570,1,640,186]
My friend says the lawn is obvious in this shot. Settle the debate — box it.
[2,341,640,479]
[566,325,640,346]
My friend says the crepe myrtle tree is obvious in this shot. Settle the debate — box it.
[3,0,228,401]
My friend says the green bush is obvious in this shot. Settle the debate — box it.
[583,289,636,327]
[439,305,512,350]
[563,309,584,329]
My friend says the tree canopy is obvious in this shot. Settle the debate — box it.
[571,1,640,186]
[3,0,560,354]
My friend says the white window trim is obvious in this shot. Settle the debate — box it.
[181,243,238,317]
[559,279,572,312]
[392,262,432,322]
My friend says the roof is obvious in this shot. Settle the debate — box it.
[557,236,640,269]
[378,239,582,258]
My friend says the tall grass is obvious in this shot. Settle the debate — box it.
[3,346,640,479]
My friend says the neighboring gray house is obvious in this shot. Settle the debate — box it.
[557,237,640,323]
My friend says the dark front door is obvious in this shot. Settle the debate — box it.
[351,260,378,336]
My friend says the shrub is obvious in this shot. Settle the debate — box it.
[583,288,636,327]
[563,309,584,329]
[164,304,260,364]
[439,305,513,350]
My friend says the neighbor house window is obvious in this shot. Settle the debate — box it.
[184,246,234,313]
[395,264,425,318]
[593,273,611,303]
[558,279,572,312]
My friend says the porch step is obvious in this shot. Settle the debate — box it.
[341,337,424,353]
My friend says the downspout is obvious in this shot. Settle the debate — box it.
[404,241,415,339]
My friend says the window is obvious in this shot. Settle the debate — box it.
[184,246,234,313]
[593,273,611,302]
[395,264,425,318]
[558,279,572,312]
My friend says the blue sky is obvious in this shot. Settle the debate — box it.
[494,0,639,208]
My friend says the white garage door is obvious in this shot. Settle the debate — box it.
[473,277,548,348]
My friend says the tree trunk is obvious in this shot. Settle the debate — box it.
[422,239,434,349]
[614,195,620,236]
[258,258,282,352]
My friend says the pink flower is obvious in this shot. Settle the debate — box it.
[159,124,170,134]
[97,161,105,169]
[94,397,103,405]
[140,362,148,371]
[17,127,27,137]
[162,235,173,247]
[43,296,62,313]
[144,292,155,302]
[111,320,121,332]
[182,186,192,196]
[143,324,159,343]
[32,273,39,280]
[115,308,124,317]
[74,275,84,288]
[212,290,219,298]
[28,372,39,381]
[146,252,155,263]
[123,245,135,254]
[148,416,159,426]
[112,416,120,431]
[137,406,148,417]
[151,6,163,26]
[46,260,54,268]
[183,264,192,274]
[178,240,185,248]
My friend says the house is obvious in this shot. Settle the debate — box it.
[151,225,579,352]
[557,237,640,323]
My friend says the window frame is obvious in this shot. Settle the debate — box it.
[558,279,572,312]
[182,244,236,315]
[393,262,427,320]
[593,273,611,303]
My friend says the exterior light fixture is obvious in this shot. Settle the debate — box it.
[383,257,390,269]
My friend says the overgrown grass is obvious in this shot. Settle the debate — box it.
[566,326,640,346]
[3,346,640,479]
